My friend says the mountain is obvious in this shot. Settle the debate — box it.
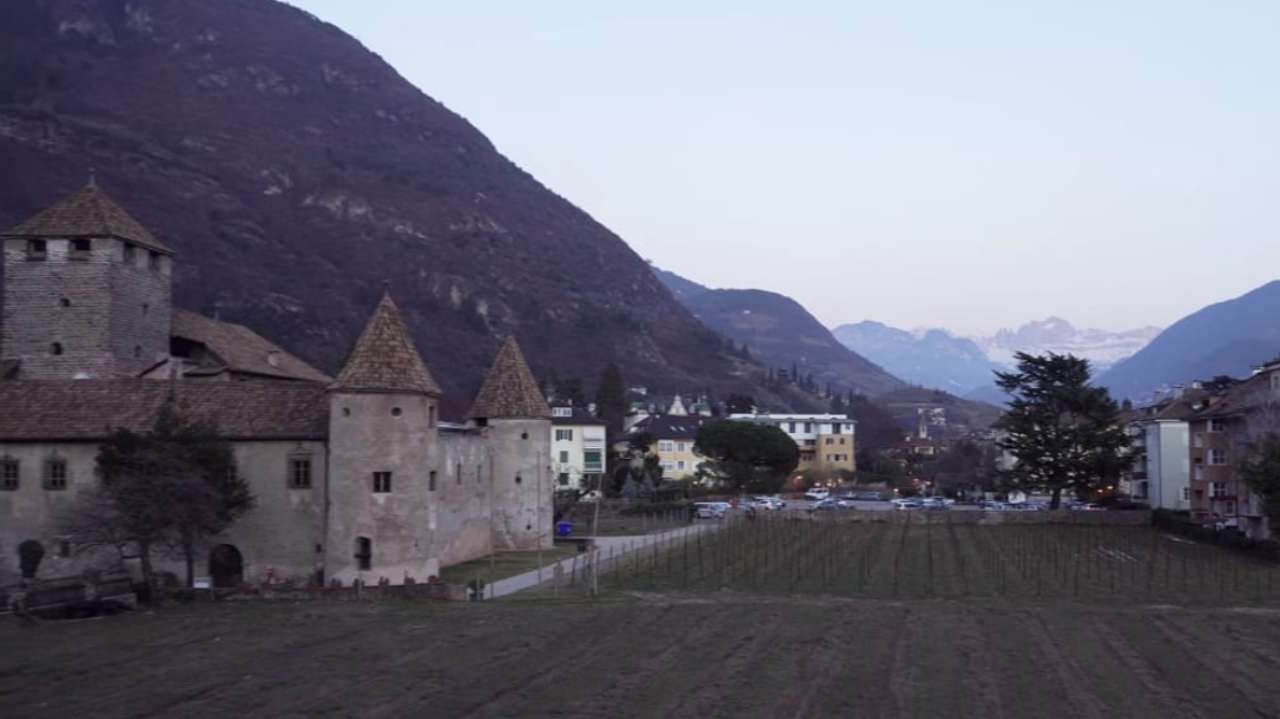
[653,268,905,396]
[831,321,1001,395]
[974,317,1161,372]
[1098,281,1280,402]
[0,0,796,414]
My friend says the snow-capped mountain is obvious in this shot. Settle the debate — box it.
[974,317,1162,372]
[833,316,1161,400]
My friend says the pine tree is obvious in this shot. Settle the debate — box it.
[595,362,627,435]
[994,352,1129,508]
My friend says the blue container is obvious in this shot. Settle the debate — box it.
[555,521,573,537]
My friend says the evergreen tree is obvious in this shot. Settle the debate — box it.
[994,352,1129,508]
[594,362,627,435]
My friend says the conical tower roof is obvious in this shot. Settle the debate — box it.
[332,291,441,395]
[469,336,551,419]
[2,183,171,254]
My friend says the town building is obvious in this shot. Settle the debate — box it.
[0,184,553,587]
[1184,361,1280,539]
[624,414,711,480]
[728,413,856,475]
[1120,394,1195,511]
[550,404,607,490]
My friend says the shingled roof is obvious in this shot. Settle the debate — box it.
[171,310,331,383]
[331,291,441,395]
[1,183,172,254]
[469,337,551,419]
[0,380,328,441]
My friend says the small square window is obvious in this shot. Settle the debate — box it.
[26,239,47,259]
[373,471,392,493]
[289,457,312,489]
[1,459,18,491]
[44,459,68,491]
[149,251,161,271]
[123,243,137,264]
[71,238,91,253]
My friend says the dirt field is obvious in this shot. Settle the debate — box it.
[4,521,1279,718]
[3,596,1280,718]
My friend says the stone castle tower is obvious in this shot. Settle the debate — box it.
[470,336,554,551]
[0,183,173,379]
[325,290,443,584]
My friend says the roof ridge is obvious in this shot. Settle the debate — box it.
[331,292,441,395]
[469,336,551,419]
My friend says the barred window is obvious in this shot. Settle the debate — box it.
[289,457,312,489]
[44,459,68,491]
[373,471,392,493]
[1,459,18,491]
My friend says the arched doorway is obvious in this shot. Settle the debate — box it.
[208,544,244,588]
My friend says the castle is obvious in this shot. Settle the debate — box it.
[0,184,553,586]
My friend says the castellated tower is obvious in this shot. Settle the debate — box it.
[469,336,554,551]
[326,290,443,585]
[0,183,173,379]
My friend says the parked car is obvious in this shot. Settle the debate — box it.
[891,498,923,510]
[809,498,838,511]
[835,498,860,509]
[853,491,884,501]
[751,496,785,511]
[695,502,729,519]
[805,487,831,501]
[920,497,950,511]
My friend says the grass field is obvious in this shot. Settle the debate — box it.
[3,519,1279,718]
[438,546,579,587]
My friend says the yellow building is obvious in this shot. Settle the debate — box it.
[729,413,856,475]
[623,415,710,480]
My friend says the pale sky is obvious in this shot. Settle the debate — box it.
[289,1,1280,336]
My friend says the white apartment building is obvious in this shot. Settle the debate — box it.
[551,405,607,490]
[728,413,856,473]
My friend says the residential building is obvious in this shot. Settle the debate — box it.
[1120,394,1195,511]
[729,413,856,475]
[624,414,710,480]
[1185,362,1280,539]
[550,405,607,490]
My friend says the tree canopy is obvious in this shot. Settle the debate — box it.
[695,420,799,494]
[62,401,253,588]
[994,352,1129,508]
[594,362,627,435]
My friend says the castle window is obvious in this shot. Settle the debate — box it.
[148,251,161,271]
[70,238,91,257]
[428,471,437,491]
[133,345,142,358]
[515,474,523,485]
[141,303,149,316]
[521,432,529,440]
[477,463,483,484]
[342,407,351,417]
[373,471,392,493]
[289,456,312,489]
[50,342,64,356]
[391,407,402,417]
[44,459,68,491]
[428,406,436,428]
[355,537,372,571]
[1,459,18,491]
[123,243,137,264]
[59,298,71,308]
[456,463,462,485]
[26,239,46,260]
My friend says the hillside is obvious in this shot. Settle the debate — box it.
[0,0,791,414]
[653,269,905,396]
[1098,281,1280,401]
[832,321,1001,396]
